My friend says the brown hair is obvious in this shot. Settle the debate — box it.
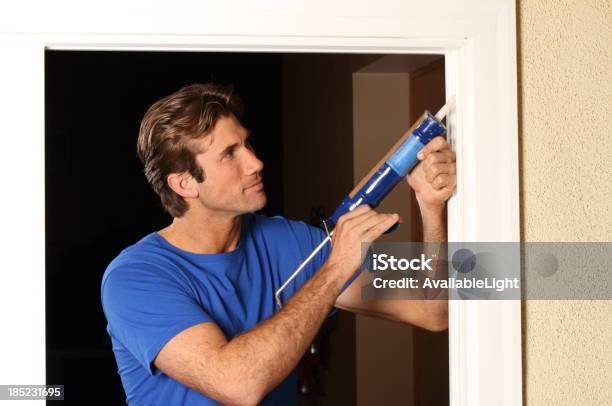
[137,83,244,217]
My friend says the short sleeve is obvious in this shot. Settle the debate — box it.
[101,262,213,375]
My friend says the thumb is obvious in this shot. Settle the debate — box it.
[417,146,429,160]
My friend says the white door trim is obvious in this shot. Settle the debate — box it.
[0,1,521,405]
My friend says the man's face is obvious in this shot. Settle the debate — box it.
[190,114,266,217]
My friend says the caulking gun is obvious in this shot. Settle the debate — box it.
[275,98,455,309]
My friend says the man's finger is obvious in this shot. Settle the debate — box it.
[337,204,372,225]
[352,211,393,235]
[352,208,383,230]
[422,151,456,172]
[363,213,399,242]
[432,173,455,190]
[425,162,456,183]
[417,136,451,160]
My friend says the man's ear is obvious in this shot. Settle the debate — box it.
[167,172,199,199]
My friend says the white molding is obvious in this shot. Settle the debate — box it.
[0,1,521,405]
[0,41,46,391]
[445,2,523,406]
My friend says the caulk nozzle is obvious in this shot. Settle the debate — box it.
[434,96,456,121]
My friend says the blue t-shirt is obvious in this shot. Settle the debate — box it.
[101,213,342,405]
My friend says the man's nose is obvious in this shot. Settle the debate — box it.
[245,148,264,174]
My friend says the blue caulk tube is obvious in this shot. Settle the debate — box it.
[322,111,447,233]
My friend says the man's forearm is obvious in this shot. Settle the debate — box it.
[421,204,447,243]
[420,205,449,303]
[216,262,351,402]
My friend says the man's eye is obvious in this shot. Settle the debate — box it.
[221,149,234,160]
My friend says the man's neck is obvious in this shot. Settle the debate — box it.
[158,210,243,255]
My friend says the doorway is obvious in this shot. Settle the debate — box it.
[45,50,448,405]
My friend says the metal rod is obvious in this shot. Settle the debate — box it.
[274,231,333,309]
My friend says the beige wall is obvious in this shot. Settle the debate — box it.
[352,72,416,406]
[518,0,612,404]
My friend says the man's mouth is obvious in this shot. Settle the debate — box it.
[244,179,264,191]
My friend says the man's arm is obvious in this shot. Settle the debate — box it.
[334,206,449,331]
[153,206,399,406]
[335,136,455,331]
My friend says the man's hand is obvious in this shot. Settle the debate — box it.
[325,205,399,277]
[331,205,447,330]
[406,136,456,211]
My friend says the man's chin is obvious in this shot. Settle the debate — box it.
[246,193,267,213]
[253,194,267,212]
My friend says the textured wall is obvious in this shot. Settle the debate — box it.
[518,0,612,404]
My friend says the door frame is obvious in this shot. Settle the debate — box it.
[0,1,521,405]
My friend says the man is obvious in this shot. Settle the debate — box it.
[101,83,456,405]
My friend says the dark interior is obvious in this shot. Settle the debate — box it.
[45,51,284,404]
